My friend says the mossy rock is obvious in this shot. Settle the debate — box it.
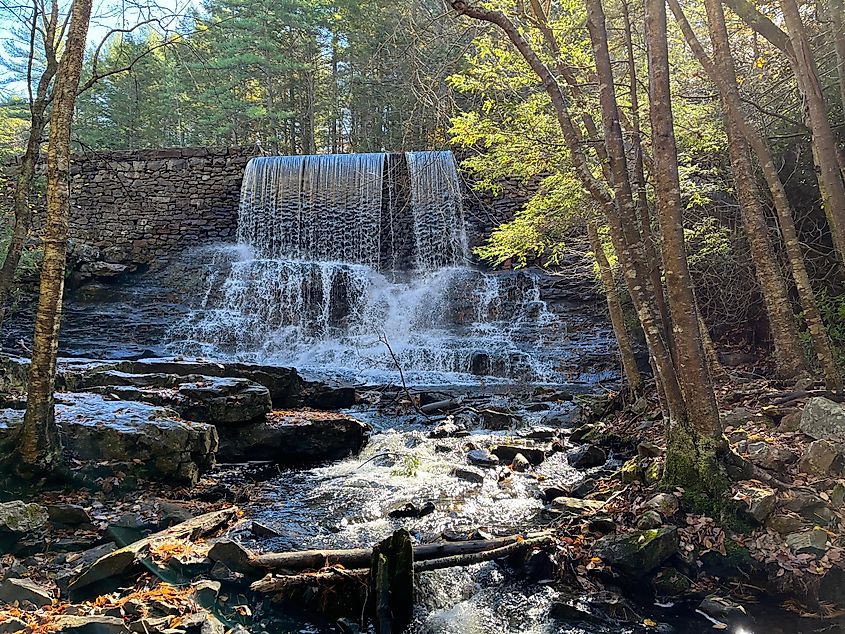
[644,461,662,485]
[653,567,690,597]
[699,538,755,579]
[620,458,641,483]
[593,527,679,577]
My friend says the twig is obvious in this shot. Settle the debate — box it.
[377,330,428,418]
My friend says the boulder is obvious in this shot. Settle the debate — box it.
[467,449,499,468]
[766,513,805,536]
[53,615,129,634]
[47,504,91,526]
[546,497,603,518]
[636,511,663,530]
[0,577,52,607]
[476,407,519,430]
[746,441,797,470]
[653,568,690,597]
[215,410,369,464]
[593,528,679,576]
[0,617,26,634]
[74,371,271,424]
[452,466,485,484]
[0,501,48,533]
[491,444,546,466]
[620,458,641,483]
[800,397,845,440]
[785,528,828,555]
[636,441,661,458]
[511,453,531,472]
[798,439,844,476]
[540,409,582,429]
[0,394,217,484]
[567,444,606,469]
[732,481,777,523]
[644,493,679,517]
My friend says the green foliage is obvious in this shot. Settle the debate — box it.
[391,454,421,478]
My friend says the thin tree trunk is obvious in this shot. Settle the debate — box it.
[450,0,687,422]
[0,3,60,326]
[832,0,845,117]
[588,222,643,394]
[16,0,93,479]
[698,315,727,382]
[670,0,842,391]
[643,0,722,484]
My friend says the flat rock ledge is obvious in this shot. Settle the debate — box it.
[216,409,371,464]
[0,393,217,485]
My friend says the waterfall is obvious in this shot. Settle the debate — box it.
[236,151,467,270]
[169,151,604,384]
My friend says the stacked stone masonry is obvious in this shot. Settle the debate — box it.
[16,146,536,266]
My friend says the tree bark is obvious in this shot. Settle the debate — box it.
[450,0,686,422]
[669,0,842,391]
[643,0,722,485]
[0,2,61,326]
[588,222,643,394]
[831,0,845,118]
[16,0,93,479]
[724,0,845,263]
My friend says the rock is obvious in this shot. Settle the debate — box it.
[653,567,690,597]
[644,493,679,517]
[524,550,557,583]
[798,439,844,475]
[777,410,802,432]
[732,481,776,523]
[388,502,435,518]
[588,517,616,534]
[0,617,26,633]
[782,489,826,514]
[53,615,129,633]
[0,577,52,607]
[519,426,558,440]
[215,410,369,464]
[746,441,798,470]
[428,421,468,439]
[620,458,641,483]
[593,528,679,576]
[476,407,519,430]
[467,449,499,468]
[545,497,603,518]
[0,393,218,485]
[75,372,271,424]
[785,528,828,555]
[636,510,663,530]
[569,423,596,444]
[766,513,806,536]
[0,501,48,534]
[491,444,545,465]
[511,453,531,472]
[452,466,485,484]
[540,409,582,429]
[800,397,845,440]
[251,521,281,538]
[636,441,661,458]
[156,501,194,527]
[566,444,606,469]
[180,611,226,634]
[698,595,748,625]
[190,578,222,606]
[644,462,662,485]
[570,478,597,498]
[47,504,91,526]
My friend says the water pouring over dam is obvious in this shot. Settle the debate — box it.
[168,151,614,384]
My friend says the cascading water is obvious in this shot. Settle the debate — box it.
[168,151,613,384]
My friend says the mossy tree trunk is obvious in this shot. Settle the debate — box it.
[16,0,93,479]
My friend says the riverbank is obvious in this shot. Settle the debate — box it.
[1,362,843,633]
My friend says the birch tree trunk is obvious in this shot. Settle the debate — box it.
[15,0,93,478]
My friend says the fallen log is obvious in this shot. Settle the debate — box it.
[69,507,239,595]
[250,532,550,572]
[420,396,464,414]
[249,533,556,596]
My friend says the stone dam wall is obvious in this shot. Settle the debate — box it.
[11,147,538,273]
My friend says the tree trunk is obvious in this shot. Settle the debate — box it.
[588,222,643,394]
[643,0,722,486]
[16,0,93,479]
[0,5,60,326]
[669,0,842,391]
[832,0,845,117]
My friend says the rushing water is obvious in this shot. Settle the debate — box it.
[166,151,615,385]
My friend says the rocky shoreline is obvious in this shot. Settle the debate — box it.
[0,360,843,632]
